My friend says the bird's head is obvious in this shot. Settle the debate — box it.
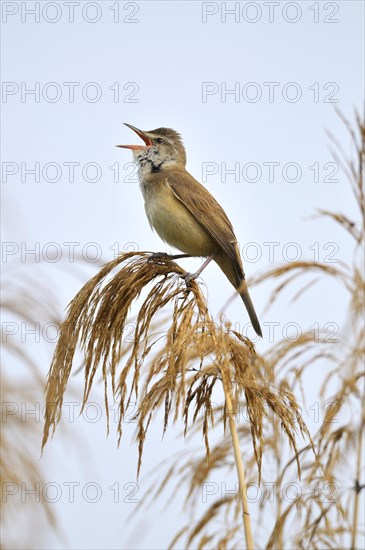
[116,124,186,172]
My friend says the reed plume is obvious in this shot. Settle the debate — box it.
[42,250,311,549]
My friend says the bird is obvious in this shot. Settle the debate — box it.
[116,124,262,337]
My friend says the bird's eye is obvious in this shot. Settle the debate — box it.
[156,138,164,144]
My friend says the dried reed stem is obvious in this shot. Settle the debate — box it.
[222,377,254,550]
[351,417,364,550]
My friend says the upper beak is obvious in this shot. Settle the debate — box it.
[116,123,152,150]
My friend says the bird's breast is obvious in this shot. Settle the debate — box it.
[140,175,216,257]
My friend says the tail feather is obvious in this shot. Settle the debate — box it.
[239,284,262,338]
[213,254,262,337]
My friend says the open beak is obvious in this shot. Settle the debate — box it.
[116,123,152,150]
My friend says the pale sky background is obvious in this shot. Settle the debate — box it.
[1,1,364,548]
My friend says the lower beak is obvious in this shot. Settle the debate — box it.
[116,123,152,150]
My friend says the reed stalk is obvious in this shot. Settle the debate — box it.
[222,377,254,550]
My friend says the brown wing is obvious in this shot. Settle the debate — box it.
[167,169,244,279]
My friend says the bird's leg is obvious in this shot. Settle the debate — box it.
[182,254,214,287]
[148,252,192,264]
[167,254,192,260]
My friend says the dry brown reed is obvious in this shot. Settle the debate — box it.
[42,251,310,477]
[1,273,60,548]
[42,249,312,549]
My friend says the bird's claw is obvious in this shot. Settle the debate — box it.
[180,272,198,296]
[147,252,170,264]
[183,272,197,286]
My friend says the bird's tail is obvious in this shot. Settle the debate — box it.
[238,280,262,338]
[214,254,262,337]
